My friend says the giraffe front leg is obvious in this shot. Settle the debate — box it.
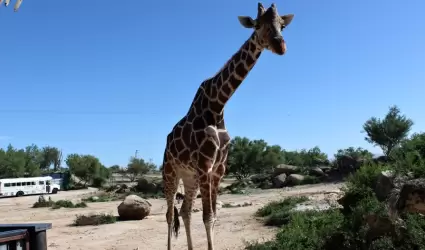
[198,161,216,250]
[180,173,199,250]
[163,163,179,250]
[211,163,225,231]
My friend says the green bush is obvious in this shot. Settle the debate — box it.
[32,196,87,209]
[73,213,116,226]
[52,200,87,209]
[82,194,115,203]
[247,155,425,250]
[32,196,54,208]
[247,209,343,250]
[255,196,308,227]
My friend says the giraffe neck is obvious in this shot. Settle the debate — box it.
[188,33,263,120]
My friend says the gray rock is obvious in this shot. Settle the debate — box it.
[273,164,300,176]
[118,195,151,220]
[272,173,287,188]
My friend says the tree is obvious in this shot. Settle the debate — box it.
[125,157,152,181]
[0,144,26,178]
[281,147,329,167]
[109,165,121,172]
[40,146,62,170]
[334,147,373,161]
[363,105,413,156]
[66,154,104,186]
[262,145,286,170]
[227,137,285,180]
[22,144,43,176]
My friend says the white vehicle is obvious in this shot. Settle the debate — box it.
[0,176,61,197]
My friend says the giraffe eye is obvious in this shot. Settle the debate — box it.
[281,25,286,30]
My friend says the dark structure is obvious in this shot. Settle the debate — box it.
[0,223,52,250]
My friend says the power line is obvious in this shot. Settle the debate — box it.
[0,109,154,115]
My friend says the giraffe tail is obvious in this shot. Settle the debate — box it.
[173,206,180,238]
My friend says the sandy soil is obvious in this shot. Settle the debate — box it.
[0,183,343,250]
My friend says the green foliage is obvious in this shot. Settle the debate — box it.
[52,200,87,209]
[334,147,373,161]
[125,157,156,181]
[255,196,309,227]
[227,137,278,180]
[0,144,65,178]
[32,196,87,209]
[32,196,55,208]
[83,194,115,203]
[227,137,329,180]
[363,105,413,156]
[65,154,110,187]
[73,213,116,226]
[109,164,121,172]
[391,132,425,178]
[247,209,344,250]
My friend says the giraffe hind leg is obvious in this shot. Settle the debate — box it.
[163,162,180,250]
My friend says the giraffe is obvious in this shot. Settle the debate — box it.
[162,3,294,250]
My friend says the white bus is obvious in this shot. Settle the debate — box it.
[0,176,61,197]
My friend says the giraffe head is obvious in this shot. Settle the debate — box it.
[238,2,294,55]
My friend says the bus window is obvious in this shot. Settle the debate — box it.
[26,182,31,186]
[4,183,10,187]
[11,183,16,187]
[21,182,26,186]
[17,182,22,186]
[39,181,45,185]
[31,182,36,185]
[46,180,51,185]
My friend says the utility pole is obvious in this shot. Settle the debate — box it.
[134,150,139,158]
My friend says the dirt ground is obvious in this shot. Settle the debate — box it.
[0,183,343,250]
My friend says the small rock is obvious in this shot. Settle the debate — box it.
[216,200,223,208]
[243,201,253,207]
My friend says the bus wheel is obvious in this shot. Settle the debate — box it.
[16,191,24,197]
[52,188,58,194]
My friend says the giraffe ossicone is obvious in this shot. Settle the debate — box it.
[162,2,294,250]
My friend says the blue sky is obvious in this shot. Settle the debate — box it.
[1,0,424,167]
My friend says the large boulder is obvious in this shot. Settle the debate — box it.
[336,155,357,173]
[395,178,425,215]
[375,170,396,201]
[133,177,163,193]
[309,167,327,177]
[118,195,152,220]
[273,164,300,176]
[287,174,305,185]
[272,173,287,188]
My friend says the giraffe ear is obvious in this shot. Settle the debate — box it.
[238,16,256,28]
[281,14,294,27]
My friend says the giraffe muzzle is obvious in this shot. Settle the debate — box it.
[270,37,286,55]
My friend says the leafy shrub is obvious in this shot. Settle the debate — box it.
[73,213,116,226]
[52,200,87,209]
[256,196,309,227]
[247,209,343,250]
[32,196,54,208]
[32,196,87,209]
[82,194,115,203]
[91,176,107,188]
[247,156,425,250]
